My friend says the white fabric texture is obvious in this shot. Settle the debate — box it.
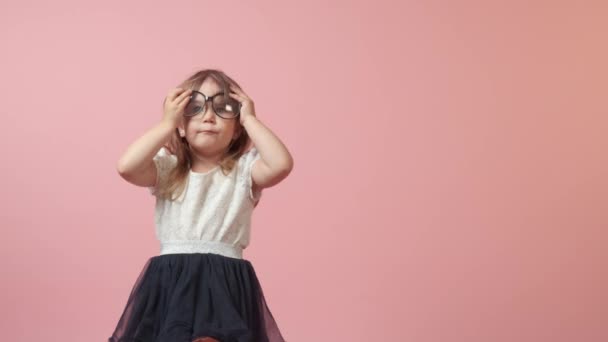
[147,146,263,259]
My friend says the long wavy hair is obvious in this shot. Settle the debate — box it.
[155,69,251,200]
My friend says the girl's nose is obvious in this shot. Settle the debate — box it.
[201,104,216,122]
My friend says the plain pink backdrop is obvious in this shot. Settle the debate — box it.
[1,0,606,341]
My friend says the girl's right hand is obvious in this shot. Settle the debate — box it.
[162,87,192,127]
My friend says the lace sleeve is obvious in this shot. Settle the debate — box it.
[148,147,177,196]
[241,147,263,205]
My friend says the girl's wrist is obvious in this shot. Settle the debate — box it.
[159,118,178,130]
[240,115,258,127]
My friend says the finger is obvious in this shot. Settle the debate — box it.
[230,84,248,97]
[168,87,185,100]
[228,91,244,101]
[178,92,192,107]
[229,92,247,106]
[229,86,249,99]
[174,88,192,103]
[170,87,192,103]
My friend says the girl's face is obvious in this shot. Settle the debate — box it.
[181,78,241,156]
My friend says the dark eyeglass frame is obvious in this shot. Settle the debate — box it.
[183,90,241,119]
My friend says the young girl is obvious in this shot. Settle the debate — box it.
[109,69,292,342]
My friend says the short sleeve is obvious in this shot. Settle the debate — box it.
[241,147,263,205]
[148,147,178,196]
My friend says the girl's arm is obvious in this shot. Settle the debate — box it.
[117,87,191,187]
[116,120,175,187]
[242,116,294,190]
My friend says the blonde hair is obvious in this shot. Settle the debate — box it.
[155,69,251,200]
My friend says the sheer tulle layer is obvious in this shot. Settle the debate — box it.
[109,253,285,342]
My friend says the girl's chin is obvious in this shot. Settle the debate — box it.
[188,141,227,152]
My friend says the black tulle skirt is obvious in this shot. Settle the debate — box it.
[108,253,285,342]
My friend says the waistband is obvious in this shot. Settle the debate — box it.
[159,240,243,259]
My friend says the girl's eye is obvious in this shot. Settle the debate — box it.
[213,103,227,113]
[218,103,235,113]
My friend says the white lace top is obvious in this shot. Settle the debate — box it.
[147,146,263,259]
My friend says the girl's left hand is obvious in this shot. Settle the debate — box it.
[229,84,256,125]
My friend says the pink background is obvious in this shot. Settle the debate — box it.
[1,0,606,341]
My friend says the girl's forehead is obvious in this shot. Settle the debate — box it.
[196,78,222,94]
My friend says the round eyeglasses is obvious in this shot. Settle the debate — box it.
[183,90,241,119]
